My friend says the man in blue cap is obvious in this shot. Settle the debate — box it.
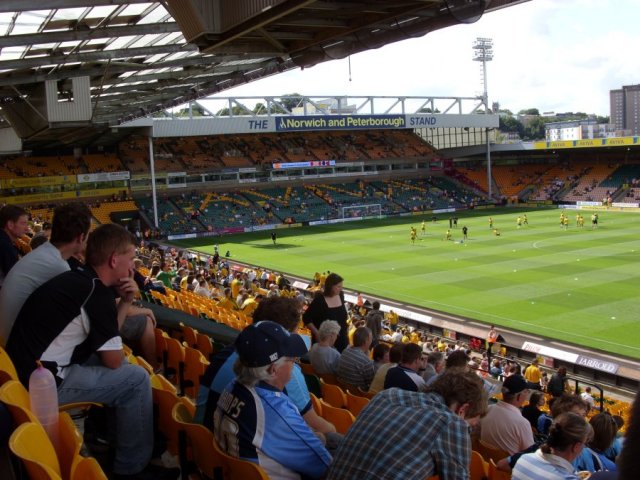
[214,321,332,479]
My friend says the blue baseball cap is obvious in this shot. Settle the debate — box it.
[235,321,308,367]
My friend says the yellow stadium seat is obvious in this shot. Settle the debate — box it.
[9,422,62,480]
[320,401,355,435]
[71,457,108,480]
[475,440,509,464]
[172,403,226,480]
[57,412,83,480]
[196,332,214,360]
[183,344,209,399]
[470,450,489,480]
[320,381,346,409]
[0,346,19,385]
[180,323,199,348]
[164,336,186,391]
[345,390,369,417]
[488,458,512,480]
[0,380,38,425]
[224,454,270,480]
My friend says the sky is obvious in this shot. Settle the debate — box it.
[208,0,640,117]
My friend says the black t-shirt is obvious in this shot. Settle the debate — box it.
[547,373,565,397]
[303,292,349,351]
[6,266,121,385]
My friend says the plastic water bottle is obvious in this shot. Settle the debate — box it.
[29,361,59,449]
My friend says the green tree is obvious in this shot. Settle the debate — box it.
[418,107,441,113]
[253,102,287,114]
[518,108,540,116]
[522,116,546,140]
[499,115,522,134]
[216,105,250,116]
[279,93,303,112]
[174,104,209,117]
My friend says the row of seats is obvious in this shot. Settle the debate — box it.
[154,327,210,399]
[148,289,252,331]
[3,127,436,184]
[0,346,108,479]
[90,201,137,225]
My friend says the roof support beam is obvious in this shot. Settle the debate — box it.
[93,64,271,94]
[0,0,149,13]
[0,53,257,88]
[0,22,181,48]
[201,0,316,53]
[0,43,198,70]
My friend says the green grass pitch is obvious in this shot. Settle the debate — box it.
[175,208,640,360]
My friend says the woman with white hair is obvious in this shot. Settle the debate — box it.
[308,320,341,375]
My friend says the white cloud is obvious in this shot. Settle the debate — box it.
[217,0,640,116]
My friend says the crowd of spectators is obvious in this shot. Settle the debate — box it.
[1,201,638,479]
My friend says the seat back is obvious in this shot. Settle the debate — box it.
[152,383,182,455]
[182,344,209,399]
[476,441,509,463]
[211,432,269,480]
[223,454,270,480]
[488,458,512,480]
[57,411,83,480]
[164,337,186,390]
[152,386,195,464]
[150,372,177,394]
[320,382,346,408]
[0,379,38,425]
[470,449,489,480]
[9,422,62,480]
[309,393,323,416]
[154,328,169,369]
[135,355,154,375]
[320,401,355,435]
[318,372,338,385]
[195,333,214,360]
[0,346,19,385]
[171,403,226,480]
[345,390,369,417]
[71,456,108,480]
[356,387,376,399]
[180,323,199,348]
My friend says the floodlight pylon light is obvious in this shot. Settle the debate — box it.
[472,37,494,198]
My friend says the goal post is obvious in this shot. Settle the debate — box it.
[340,204,382,221]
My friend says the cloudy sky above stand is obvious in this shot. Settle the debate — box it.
[213,0,639,117]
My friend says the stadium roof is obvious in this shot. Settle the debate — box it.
[0,0,527,150]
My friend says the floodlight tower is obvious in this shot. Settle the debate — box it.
[473,37,494,198]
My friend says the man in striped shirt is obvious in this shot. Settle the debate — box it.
[335,326,375,391]
[327,368,488,480]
